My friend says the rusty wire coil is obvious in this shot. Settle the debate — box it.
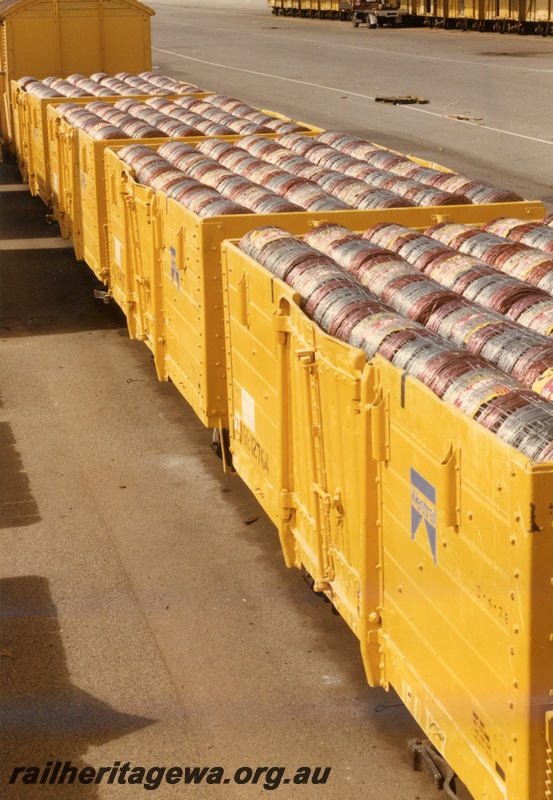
[100,76,144,95]
[284,181,351,211]
[207,94,254,115]
[118,119,163,138]
[443,369,521,416]
[317,132,384,160]
[314,130,523,203]
[133,158,180,185]
[144,97,173,112]
[283,137,380,181]
[427,222,553,290]
[485,218,553,254]
[307,223,553,394]
[274,133,329,158]
[157,141,197,165]
[89,121,128,140]
[72,111,105,132]
[114,97,143,113]
[115,73,166,95]
[117,144,159,170]
[57,103,89,123]
[147,170,193,193]
[25,83,63,98]
[239,136,282,159]
[138,72,201,94]
[516,302,553,336]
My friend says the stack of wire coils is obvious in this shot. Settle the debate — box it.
[238,226,553,462]
[18,71,204,99]
[304,223,553,398]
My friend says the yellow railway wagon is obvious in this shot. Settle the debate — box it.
[482,0,519,24]
[412,0,480,26]
[46,95,212,255]
[524,0,553,24]
[300,0,319,15]
[271,0,353,15]
[319,0,344,16]
[103,145,543,432]
[0,0,153,151]
[281,0,300,13]
[10,80,206,204]
[222,238,553,800]
[48,106,323,283]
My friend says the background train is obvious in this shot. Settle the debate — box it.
[267,0,553,33]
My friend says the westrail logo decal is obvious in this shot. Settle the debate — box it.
[410,468,437,564]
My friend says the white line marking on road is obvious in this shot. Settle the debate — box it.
[154,23,553,74]
[152,47,553,146]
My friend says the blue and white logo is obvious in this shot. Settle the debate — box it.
[410,468,437,564]
[170,246,179,288]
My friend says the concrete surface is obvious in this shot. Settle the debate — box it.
[5,3,547,797]
[0,163,463,800]
[149,0,553,210]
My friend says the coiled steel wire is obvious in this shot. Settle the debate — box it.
[304,223,553,398]
[239,226,553,461]
[117,145,250,217]
[364,222,553,340]
[313,131,524,203]
[426,222,553,294]
[484,218,553,254]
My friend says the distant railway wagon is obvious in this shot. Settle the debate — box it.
[4,1,553,798]
[267,0,553,30]
[268,0,354,18]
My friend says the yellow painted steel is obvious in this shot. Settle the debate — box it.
[483,0,518,21]
[103,143,544,430]
[0,0,154,148]
[47,104,322,279]
[302,0,320,14]
[12,83,208,204]
[159,194,545,430]
[104,149,166,374]
[222,242,382,683]
[524,0,553,21]
[222,238,553,800]
[46,97,211,255]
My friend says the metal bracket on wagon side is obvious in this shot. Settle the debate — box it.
[407,739,458,798]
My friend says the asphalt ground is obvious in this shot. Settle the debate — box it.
[3,3,549,798]
[149,0,553,210]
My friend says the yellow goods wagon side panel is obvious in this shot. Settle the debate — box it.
[433,0,471,19]
[48,109,79,241]
[483,0,518,19]
[104,161,166,372]
[160,200,527,431]
[303,0,321,14]
[376,355,553,800]
[46,99,210,259]
[222,242,383,684]
[103,143,543,430]
[48,105,321,277]
[524,0,552,21]
[222,240,553,800]
[0,0,154,147]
